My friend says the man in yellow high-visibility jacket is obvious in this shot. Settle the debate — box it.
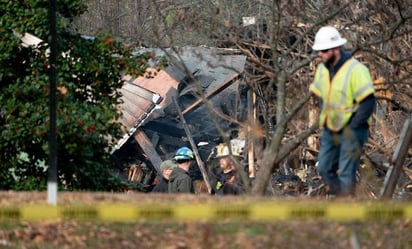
[310,26,376,197]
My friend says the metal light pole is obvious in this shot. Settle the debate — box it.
[47,0,58,205]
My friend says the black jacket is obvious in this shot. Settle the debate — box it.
[151,177,169,193]
[215,170,244,195]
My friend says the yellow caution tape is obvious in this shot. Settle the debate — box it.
[0,202,411,222]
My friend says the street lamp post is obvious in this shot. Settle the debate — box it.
[47,0,58,205]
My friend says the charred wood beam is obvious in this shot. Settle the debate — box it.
[173,97,212,194]
[134,128,162,177]
[180,74,244,116]
[145,130,186,150]
[380,114,412,199]
[150,132,160,149]
[143,120,186,137]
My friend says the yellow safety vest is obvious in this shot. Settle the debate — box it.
[310,58,375,131]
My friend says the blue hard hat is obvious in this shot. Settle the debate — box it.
[174,146,194,160]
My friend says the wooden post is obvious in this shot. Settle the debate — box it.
[307,97,319,151]
[247,88,256,178]
[380,114,412,199]
[173,97,212,194]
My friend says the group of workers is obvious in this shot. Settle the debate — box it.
[151,145,244,195]
[151,25,376,198]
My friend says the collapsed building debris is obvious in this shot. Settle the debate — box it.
[110,46,412,198]
[111,47,249,191]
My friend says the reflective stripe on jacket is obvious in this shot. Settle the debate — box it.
[310,58,375,131]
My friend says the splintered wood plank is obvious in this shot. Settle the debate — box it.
[134,129,162,176]
[380,114,412,199]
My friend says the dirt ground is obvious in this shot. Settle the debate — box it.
[0,191,411,249]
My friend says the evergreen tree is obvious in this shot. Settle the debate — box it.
[0,0,151,190]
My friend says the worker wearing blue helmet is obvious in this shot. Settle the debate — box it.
[173,146,194,161]
[168,147,195,193]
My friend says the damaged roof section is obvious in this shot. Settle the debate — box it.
[114,46,248,173]
[115,77,163,150]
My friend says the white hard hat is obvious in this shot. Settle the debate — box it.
[312,26,347,51]
[215,143,242,158]
[215,144,231,158]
